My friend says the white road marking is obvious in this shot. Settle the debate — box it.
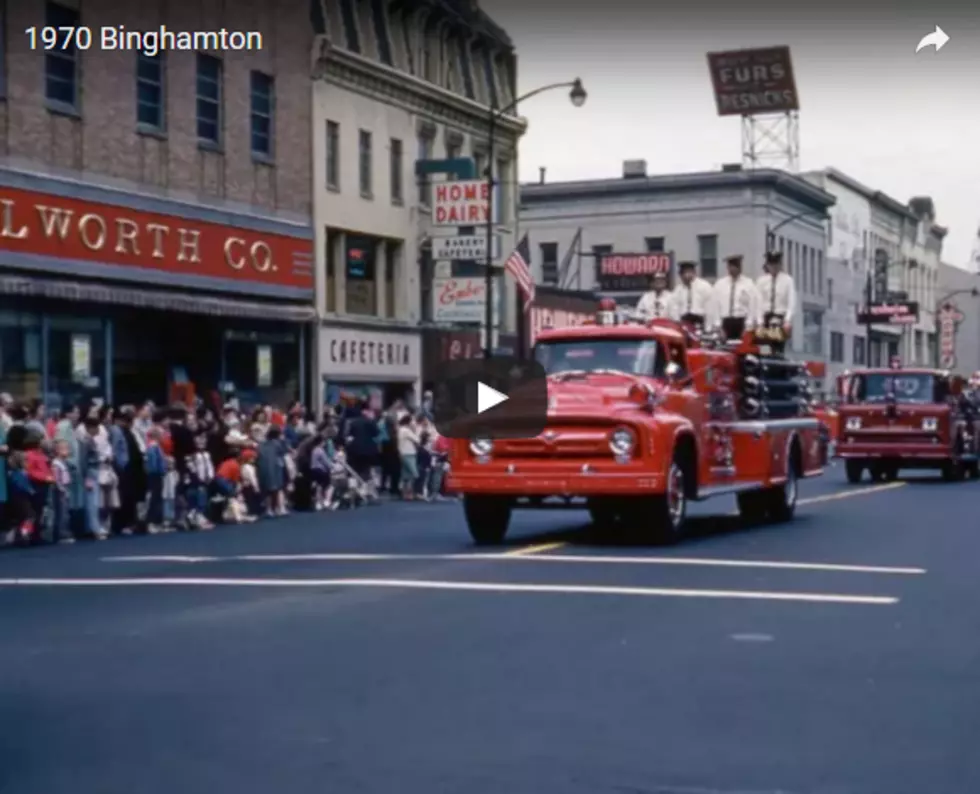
[101,552,925,575]
[731,633,775,642]
[798,480,906,505]
[0,577,898,604]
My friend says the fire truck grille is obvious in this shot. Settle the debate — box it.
[494,427,617,458]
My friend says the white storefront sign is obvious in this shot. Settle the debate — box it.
[432,277,501,324]
[431,234,501,262]
[318,326,421,381]
[433,180,497,227]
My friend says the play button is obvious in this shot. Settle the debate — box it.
[477,382,509,413]
[429,356,548,439]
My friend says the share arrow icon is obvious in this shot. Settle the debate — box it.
[915,25,950,53]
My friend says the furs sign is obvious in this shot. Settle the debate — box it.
[938,302,964,369]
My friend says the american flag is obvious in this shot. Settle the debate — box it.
[504,233,535,309]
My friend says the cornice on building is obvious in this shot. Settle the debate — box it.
[312,38,526,145]
[520,168,836,215]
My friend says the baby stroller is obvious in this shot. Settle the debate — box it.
[343,459,380,507]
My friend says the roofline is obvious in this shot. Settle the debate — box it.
[520,168,835,215]
[810,167,919,222]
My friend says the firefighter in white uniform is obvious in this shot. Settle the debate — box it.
[668,260,715,331]
[755,250,796,337]
[635,271,672,319]
[712,254,761,340]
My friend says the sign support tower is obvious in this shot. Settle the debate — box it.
[741,111,800,172]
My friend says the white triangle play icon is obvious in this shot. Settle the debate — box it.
[477,381,509,413]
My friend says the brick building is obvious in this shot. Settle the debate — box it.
[0,0,315,409]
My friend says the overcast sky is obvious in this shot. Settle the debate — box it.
[482,0,980,267]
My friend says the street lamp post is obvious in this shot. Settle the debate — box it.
[482,78,587,358]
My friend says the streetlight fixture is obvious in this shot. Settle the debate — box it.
[482,79,587,358]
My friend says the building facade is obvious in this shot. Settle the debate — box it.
[519,162,835,363]
[937,262,980,376]
[310,0,523,408]
[0,0,315,410]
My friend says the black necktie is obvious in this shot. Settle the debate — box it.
[687,285,693,313]
[770,273,777,314]
[729,279,736,316]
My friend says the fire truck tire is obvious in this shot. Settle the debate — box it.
[648,457,689,544]
[463,496,512,545]
[736,491,768,523]
[845,460,865,484]
[942,460,965,482]
[967,461,980,479]
[588,500,620,529]
[764,442,801,522]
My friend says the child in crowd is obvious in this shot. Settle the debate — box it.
[7,452,35,544]
[257,424,287,518]
[51,440,74,544]
[240,448,261,517]
[144,428,167,534]
[326,447,351,509]
[397,414,420,500]
[309,437,333,510]
[214,452,255,524]
[25,441,54,540]
[188,433,215,530]
[162,456,179,531]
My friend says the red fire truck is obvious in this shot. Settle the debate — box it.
[446,301,827,545]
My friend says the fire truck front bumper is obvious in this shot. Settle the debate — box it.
[835,440,956,462]
[447,462,664,498]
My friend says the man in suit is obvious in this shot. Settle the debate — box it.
[712,254,762,341]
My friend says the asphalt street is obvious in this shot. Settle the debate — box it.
[2,468,980,794]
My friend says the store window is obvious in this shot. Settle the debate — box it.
[802,309,823,356]
[224,330,298,406]
[47,316,107,411]
[0,311,42,403]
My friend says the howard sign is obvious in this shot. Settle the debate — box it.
[0,185,313,295]
[597,252,673,292]
[938,302,963,369]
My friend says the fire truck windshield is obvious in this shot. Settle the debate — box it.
[857,373,938,403]
[533,338,662,377]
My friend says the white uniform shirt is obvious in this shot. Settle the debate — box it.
[668,278,716,325]
[712,275,761,329]
[635,289,672,319]
[755,270,797,324]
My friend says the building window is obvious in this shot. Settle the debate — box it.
[136,52,165,130]
[645,237,665,253]
[458,39,475,99]
[496,159,509,222]
[345,236,378,316]
[0,0,6,98]
[370,0,392,65]
[326,121,340,190]
[390,138,403,203]
[417,133,433,205]
[817,250,824,295]
[592,244,612,281]
[830,331,844,363]
[359,130,373,198]
[474,151,487,179]
[44,2,80,109]
[339,0,360,52]
[196,53,222,145]
[803,309,823,356]
[401,10,415,74]
[540,243,559,285]
[446,141,461,160]
[853,335,866,366]
[250,71,273,157]
[483,50,498,107]
[697,234,718,279]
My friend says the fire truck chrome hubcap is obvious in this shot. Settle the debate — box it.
[667,463,685,524]
[786,465,798,506]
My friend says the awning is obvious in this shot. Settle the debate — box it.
[0,275,317,323]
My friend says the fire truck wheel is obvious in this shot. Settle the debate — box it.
[736,491,768,523]
[587,500,620,529]
[942,460,966,482]
[463,495,512,545]
[844,460,864,484]
[649,458,689,544]
[764,443,801,522]
[967,461,980,479]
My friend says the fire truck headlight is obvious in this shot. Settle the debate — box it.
[469,438,494,457]
[609,427,636,455]
[845,417,862,431]
[921,417,938,432]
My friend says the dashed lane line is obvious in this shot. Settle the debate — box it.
[100,552,925,575]
[503,541,567,557]
[0,576,899,605]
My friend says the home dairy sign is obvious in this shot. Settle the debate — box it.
[938,302,964,369]
[0,185,313,291]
